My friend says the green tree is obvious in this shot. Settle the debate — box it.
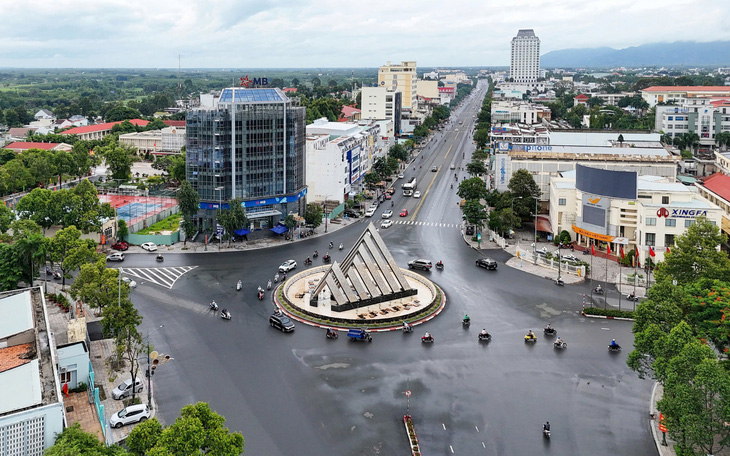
[490,208,521,237]
[304,203,323,229]
[16,188,57,231]
[105,105,142,122]
[70,259,128,316]
[0,203,13,234]
[364,172,381,189]
[4,159,35,194]
[466,160,487,176]
[457,177,488,202]
[126,402,244,456]
[462,200,488,230]
[11,219,46,286]
[388,143,408,162]
[507,169,539,219]
[117,219,128,240]
[586,97,604,108]
[473,128,489,149]
[100,143,137,181]
[45,423,128,456]
[0,243,24,291]
[216,198,248,245]
[48,226,99,288]
[177,181,200,247]
[283,214,296,233]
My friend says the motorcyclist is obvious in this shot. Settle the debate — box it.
[423,332,432,341]
[403,321,411,331]
[339,243,343,250]
[437,260,443,267]
[450,183,453,189]
[391,200,394,207]
[326,328,335,337]
[545,323,553,333]
[555,336,563,346]
[222,308,229,317]
[527,330,535,339]
[629,291,636,299]
[329,241,334,249]
[595,284,602,292]
[543,421,550,432]
[480,328,488,336]
[611,339,618,348]
[314,250,319,257]
[463,314,470,324]
[282,272,287,281]
[267,280,272,289]
[210,300,218,310]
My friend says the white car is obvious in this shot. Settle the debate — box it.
[110,404,150,428]
[365,207,376,217]
[141,242,157,251]
[397,173,404,179]
[381,220,393,229]
[122,277,137,289]
[413,191,422,198]
[450,164,456,170]
[106,252,124,262]
[382,210,393,219]
[279,259,297,272]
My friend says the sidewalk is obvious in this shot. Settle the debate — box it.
[650,383,676,456]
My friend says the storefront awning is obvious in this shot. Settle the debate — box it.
[270,225,288,234]
[247,209,282,219]
[536,215,553,233]
[234,228,251,236]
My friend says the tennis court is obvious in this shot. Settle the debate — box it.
[99,194,177,226]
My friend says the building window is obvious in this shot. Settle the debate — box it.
[665,218,676,227]
[662,196,669,204]
[665,234,675,247]
[645,233,656,246]
[60,370,71,384]
[558,198,566,206]
[646,217,657,226]
[685,219,695,228]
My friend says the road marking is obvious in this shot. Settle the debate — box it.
[482,442,486,448]
[449,445,454,453]
[442,423,447,431]
[475,425,479,432]
[121,266,198,289]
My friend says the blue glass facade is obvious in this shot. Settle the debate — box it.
[186,88,307,229]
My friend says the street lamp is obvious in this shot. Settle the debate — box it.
[322,195,332,233]
[533,197,539,264]
[145,324,165,411]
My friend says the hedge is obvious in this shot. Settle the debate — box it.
[583,307,634,319]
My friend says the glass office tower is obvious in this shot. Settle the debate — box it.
[186,88,307,230]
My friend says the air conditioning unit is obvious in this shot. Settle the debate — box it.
[59,367,67,374]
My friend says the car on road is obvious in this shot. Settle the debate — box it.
[106,252,125,262]
[344,209,360,218]
[110,404,150,428]
[431,166,438,172]
[476,258,498,270]
[269,313,295,332]
[397,173,404,179]
[112,241,129,251]
[408,259,432,271]
[382,210,393,219]
[384,193,392,200]
[386,187,395,195]
[450,164,455,170]
[399,209,409,217]
[381,220,393,229]
[561,254,579,262]
[122,277,137,289]
[141,242,157,251]
[112,377,144,400]
[279,259,297,272]
[413,191,421,198]
[365,207,376,217]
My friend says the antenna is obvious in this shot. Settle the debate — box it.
[176,54,183,108]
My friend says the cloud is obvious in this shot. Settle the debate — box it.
[0,0,728,67]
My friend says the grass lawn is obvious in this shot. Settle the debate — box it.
[136,213,182,235]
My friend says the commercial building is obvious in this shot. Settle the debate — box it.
[438,87,455,105]
[510,29,540,84]
[416,80,439,103]
[378,61,418,110]
[641,86,730,108]
[186,88,307,230]
[491,100,551,125]
[655,98,730,149]
[0,288,65,455]
[695,172,730,237]
[61,119,149,141]
[549,167,722,265]
[360,87,402,135]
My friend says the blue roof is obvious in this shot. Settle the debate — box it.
[219,88,288,104]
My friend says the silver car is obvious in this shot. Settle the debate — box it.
[111,377,144,400]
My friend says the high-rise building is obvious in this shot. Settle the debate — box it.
[360,86,402,135]
[510,29,540,84]
[378,61,417,110]
[186,88,307,230]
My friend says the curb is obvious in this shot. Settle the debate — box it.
[580,311,634,322]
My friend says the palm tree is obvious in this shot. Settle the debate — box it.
[715,132,730,151]
[683,132,700,154]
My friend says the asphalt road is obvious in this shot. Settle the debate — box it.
[122,84,657,456]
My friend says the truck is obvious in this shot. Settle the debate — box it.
[402,177,417,196]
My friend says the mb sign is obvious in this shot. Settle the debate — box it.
[239,76,269,88]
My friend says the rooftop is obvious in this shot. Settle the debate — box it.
[509,144,673,159]
[0,291,34,339]
[162,120,185,127]
[4,142,63,151]
[642,86,730,93]
[61,119,149,135]
[549,131,662,147]
[0,359,42,415]
[219,88,288,104]
[699,172,730,202]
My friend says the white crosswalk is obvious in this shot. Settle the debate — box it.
[120,266,198,289]
[390,221,460,228]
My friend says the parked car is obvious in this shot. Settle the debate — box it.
[386,187,395,195]
[110,404,150,428]
[111,377,144,400]
[269,312,295,332]
[141,242,158,252]
[112,241,129,251]
[384,193,392,200]
[465,226,475,235]
[397,173,405,179]
[399,209,409,217]
[382,210,393,219]
[344,209,360,218]
[413,191,422,198]
[122,277,137,289]
[408,259,432,271]
[381,220,393,229]
[106,252,125,262]
[476,258,498,270]
[365,207,377,217]
[279,259,297,272]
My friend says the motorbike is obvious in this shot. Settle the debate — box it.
[478,332,491,342]
[554,278,565,286]
[608,344,622,352]
[323,254,331,263]
[220,310,231,320]
[593,286,604,295]
[626,294,639,302]
[338,243,343,251]
[209,301,219,311]
[436,262,444,270]
[543,425,551,439]
[258,290,264,301]
[421,334,435,344]
[402,323,413,333]
[156,254,164,262]
[543,326,557,336]
[236,280,242,291]
[53,270,62,280]
[583,249,590,255]
[267,280,272,290]
[450,184,453,189]
[326,329,338,340]
[329,242,334,249]
[524,333,537,343]
[554,339,567,349]
[45,267,53,275]
[313,251,319,258]
[304,258,312,265]
[274,274,279,283]
[462,318,470,327]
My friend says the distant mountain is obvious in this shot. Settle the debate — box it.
[541,41,730,68]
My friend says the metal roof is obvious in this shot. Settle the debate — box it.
[0,291,34,339]
[0,359,42,414]
[219,88,288,104]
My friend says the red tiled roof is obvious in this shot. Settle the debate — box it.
[438,87,455,93]
[700,172,730,202]
[710,98,730,107]
[4,142,60,151]
[283,88,297,93]
[0,343,33,373]
[61,119,149,135]
[642,86,730,92]
[340,105,361,117]
[163,120,185,127]
[8,127,36,137]
[574,94,590,100]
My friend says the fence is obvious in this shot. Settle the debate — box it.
[127,204,180,234]
[488,229,508,249]
[87,361,107,440]
[515,246,586,278]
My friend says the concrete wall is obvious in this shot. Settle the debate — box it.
[127,204,179,234]
[0,402,65,454]
[126,231,179,246]
[57,342,90,389]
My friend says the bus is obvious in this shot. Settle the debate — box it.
[402,177,417,196]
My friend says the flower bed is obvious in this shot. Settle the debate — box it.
[403,415,421,456]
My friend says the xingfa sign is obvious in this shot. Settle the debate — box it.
[239,76,270,88]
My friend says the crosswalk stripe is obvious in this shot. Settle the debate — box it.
[121,266,198,289]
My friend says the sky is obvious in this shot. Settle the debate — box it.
[2,0,729,68]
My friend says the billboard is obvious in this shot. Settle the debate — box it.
[575,164,637,200]
[495,154,511,192]
[580,194,609,234]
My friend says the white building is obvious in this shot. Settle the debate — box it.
[550,170,722,266]
[491,100,551,125]
[641,86,730,108]
[378,61,418,110]
[33,109,55,121]
[655,98,730,149]
[360,87,402,136]
[510,29,540,84]
[119,126,185,155]
[0,288,65,455]
[305,119,387,204]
